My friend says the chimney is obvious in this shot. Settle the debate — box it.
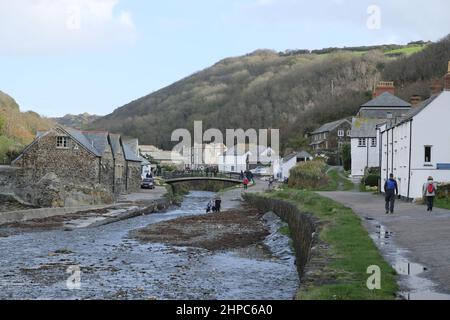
[373,81,395,98]
[430,78,442,95]
[445,61,450,91]
[410,95,422,107]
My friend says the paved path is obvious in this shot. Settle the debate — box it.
[319,191,450,295]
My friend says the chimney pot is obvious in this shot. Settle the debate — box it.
[431,78,443,95]
[410,95,422,107]
[373,81,395,98]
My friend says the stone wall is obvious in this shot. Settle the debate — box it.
[100,143,115,194]
[242,193,316,278]
[1,169,114,208]
[13,128,100,187]
[126,161,142,193]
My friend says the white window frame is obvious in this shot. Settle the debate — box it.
[371,138,377,148]
[358,138,367,147]
[56,136,69,149]
[347,130,351,137]
[338,130,344,137]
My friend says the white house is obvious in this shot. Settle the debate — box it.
[139,145,185,169]
[218,144,278,173]
[351,83,411,177]
[277,151,313,180]
[379,67,450,200]
[351,118,385,177]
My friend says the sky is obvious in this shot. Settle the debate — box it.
[0,0,449,117]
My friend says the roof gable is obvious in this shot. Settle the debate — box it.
[60,126,101,157]
[284,151,312,162]
[311,119,351,134]
[123,142,141,162]
[361,92,411,108]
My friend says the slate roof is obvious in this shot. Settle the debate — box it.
[400,94,439,122]
[360,92,411,108]
[351,118,386,138]
[108,134,122,158]
[14,126,142,164]
[284,151,312,162]
[82,131,109,154]
[383,93,444,130]
[63,126,102,157]
[311,118,351,135]
[123,143,141,162]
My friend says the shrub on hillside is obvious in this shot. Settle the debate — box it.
[342,143,351,171]
[436,184,450,199]
[288,160,329,190]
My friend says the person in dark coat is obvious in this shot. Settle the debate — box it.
[215,196,222,213]
[384,174,399,215]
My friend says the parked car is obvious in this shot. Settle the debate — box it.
[141,178,155,189]
[250,166,271,176]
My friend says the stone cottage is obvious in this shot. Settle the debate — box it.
[11,125,142,206]
[309,118,352,165]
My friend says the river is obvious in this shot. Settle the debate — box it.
[0,191,298,300]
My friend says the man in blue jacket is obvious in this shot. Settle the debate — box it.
[384,174,399,214]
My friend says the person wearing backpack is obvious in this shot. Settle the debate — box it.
[423,177,438,212]
[384,174,399,214]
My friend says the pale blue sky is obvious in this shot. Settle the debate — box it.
[0,0,449,117]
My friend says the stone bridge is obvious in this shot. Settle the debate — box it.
[162,172,242,193]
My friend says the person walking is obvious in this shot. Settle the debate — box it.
[243,177,249,190]
[206,200,213,213]
[214,196,222,213]
[384,173,399,215]
[268,176,274,190]
[423,177,438,212]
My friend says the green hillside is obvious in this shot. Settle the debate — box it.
[88,36,448,153]
[0,91,54,163]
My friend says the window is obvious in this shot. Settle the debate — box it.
[425,146,432,163]
[387,112,393,119]
[347,130,352,137]
[358,138,366,147]
[338,130,344,137]
[56,136,69,149]
[371,138,377,147]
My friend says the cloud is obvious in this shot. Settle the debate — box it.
[0,0,136,55]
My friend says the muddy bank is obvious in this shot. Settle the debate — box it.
[132,206,269,251]
[0,191,298,300]
[0,198,171,237]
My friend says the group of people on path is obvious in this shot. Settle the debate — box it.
[384,173,438,214]
[240,170,255,190]
[206,196,222,214]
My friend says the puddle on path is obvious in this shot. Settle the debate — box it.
[366,218,450,300]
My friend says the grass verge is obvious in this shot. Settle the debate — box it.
[317,168,354,192]
[435,198,450,210]
[266,188,398,300]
